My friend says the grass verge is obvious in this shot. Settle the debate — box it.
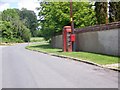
[30,37,44,42]
[26,42,119,66]
[0,37,24,46]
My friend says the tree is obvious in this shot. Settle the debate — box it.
[20,24,31,42]
[95,2,108,24]
[73,2,96,27]
[2,9,20,22]
[38,2,96,40]
[109,1,120,22]
[0,12,2,21]
[0,21,13,39]
[1,9,31,42]
[19,8,38,36]
[0,12,2,37]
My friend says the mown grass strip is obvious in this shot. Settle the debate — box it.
[26,43,119,65]
[30,37,45,42]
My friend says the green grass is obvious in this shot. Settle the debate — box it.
[0,38,24,45]
[30,37,45,42]
[0,39,23,46]
[26,42,119,65]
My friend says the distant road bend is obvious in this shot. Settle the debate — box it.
[2,44,119,88]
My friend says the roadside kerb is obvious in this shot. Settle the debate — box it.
[26,47,120,72]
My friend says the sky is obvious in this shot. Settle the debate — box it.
[0,0,119,16]
[0,0,41,16]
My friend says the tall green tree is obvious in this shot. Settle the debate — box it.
[95,2,108,24]
[38,2,96,40]
[109,1,120,22]
[2,9,20,22]
[1,9,31,42]
[73,2,96,27]
[2,9,20,38]
[0,12,2,21]
[0,12,2,37]
[19,8,38,36]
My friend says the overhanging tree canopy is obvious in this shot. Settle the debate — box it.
[38,2,96,40]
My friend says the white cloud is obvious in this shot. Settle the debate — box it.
[18,0,40,14]
[0,0,41,17]
[0,3,10,11]
[0,0,18,3]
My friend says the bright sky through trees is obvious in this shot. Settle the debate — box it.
[0,0,40,17]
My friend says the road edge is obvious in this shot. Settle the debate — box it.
[26,47,120,72]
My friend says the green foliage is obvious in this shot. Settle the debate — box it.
[21,25,31,42]
[30,37,44,42]
[2,38,24,43]
[0,21,13,39]
[1,8,32,42]
[2,9,20,22]
[109,1,120,22]
[19,8,38,37]
[95,2,108,24]
[0,12,1,19]
[73,2,96,28]
[33,30,42,37]
[95,2,120,24]
[0,12,2,37]
[38,2,96,40]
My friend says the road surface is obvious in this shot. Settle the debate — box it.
[1,44,119,88]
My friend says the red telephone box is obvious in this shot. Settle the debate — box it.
[63,26,72,52]
[63,26,75,52]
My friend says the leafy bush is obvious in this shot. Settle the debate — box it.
[2,38,24,43]
[21,25,31,42]
[0,21,13,39]
[1,9,32,43]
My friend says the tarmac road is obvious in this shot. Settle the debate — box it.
[1,44,119,88]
